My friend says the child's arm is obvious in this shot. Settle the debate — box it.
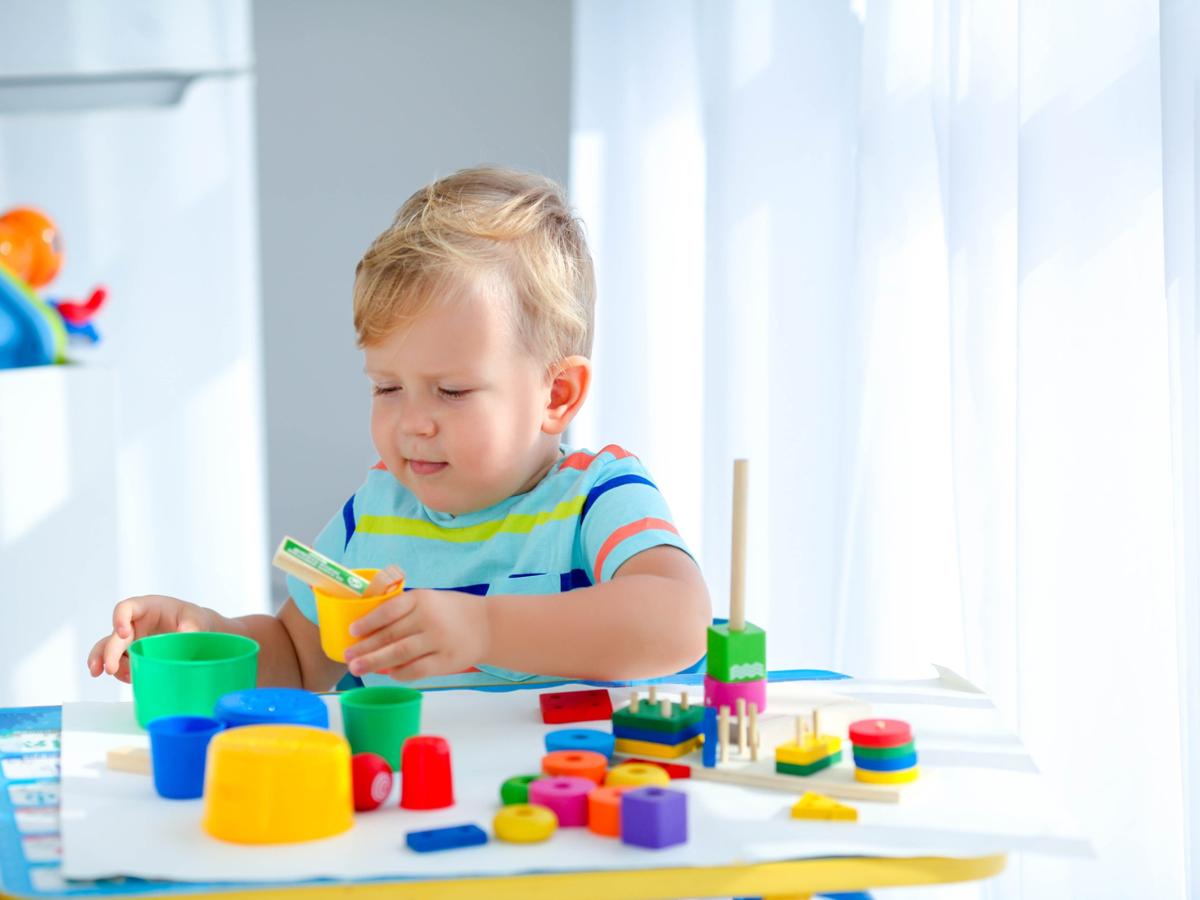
[87,595,347,692]
[345,546,711,682]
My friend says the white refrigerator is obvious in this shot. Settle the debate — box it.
[0,0,269,706]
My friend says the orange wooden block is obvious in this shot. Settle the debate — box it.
[587,784,632,837]
[541,749,608,785]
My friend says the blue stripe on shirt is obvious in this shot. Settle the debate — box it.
[580,474,656,522]
[341,495,357,550]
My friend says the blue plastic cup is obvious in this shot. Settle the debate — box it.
[146,715,225,800]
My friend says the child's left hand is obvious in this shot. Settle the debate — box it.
[344,588,490,681]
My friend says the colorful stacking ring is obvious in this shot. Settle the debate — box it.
[493,804,558,843]
[852,752,918,772]
[848,719,912,748]
[855,765,921,784]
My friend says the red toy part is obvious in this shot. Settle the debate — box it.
[848,718,913,748]
[617,757,692,779]
[351,752,393,811]
[56,286,107,326]
[539,688,613,724]
[400,736,454,810]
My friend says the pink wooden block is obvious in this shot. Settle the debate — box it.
[528,776,593,827]
[703,675,767,713]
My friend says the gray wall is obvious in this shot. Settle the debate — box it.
[253,0,572,606]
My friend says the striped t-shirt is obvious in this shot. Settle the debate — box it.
[287,444,693,687]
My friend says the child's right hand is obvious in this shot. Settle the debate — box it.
[86,595,217,683]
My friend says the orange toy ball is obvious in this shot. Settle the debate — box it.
[0,208,63,287]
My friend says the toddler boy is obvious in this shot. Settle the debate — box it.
[88,166,710,689]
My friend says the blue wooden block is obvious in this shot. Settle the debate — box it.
[701,707,718,768]
[612,721,704,745]
[405,824,488,853]
[544,727,615,759]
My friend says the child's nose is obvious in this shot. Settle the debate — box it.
[398,399,436,436]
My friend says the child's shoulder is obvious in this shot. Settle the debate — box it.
[557,443,645,475]
[542,443,664,504]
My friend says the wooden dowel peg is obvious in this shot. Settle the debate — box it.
[737,698,747,754]
[681,691,689,710]
[729,459,749,632]
[649,685,658,705]
[749,702,759,761]
[719,705,730,763]
[660,699,671,718]
[630,691,640,713]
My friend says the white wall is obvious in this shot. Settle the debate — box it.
[253,0,573,607]
[0,0,269,706]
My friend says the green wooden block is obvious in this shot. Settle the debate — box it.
[500,774,539,805]
[706,622,767,682]
[775,750,842,777]
[850,740,916,760]
[612,701,704,734]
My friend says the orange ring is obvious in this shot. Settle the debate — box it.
[541,749,607,784]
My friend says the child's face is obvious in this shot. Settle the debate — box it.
[363,275,559,515]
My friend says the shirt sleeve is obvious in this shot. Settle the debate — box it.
[286,496,351,625]
[578,452,694,583]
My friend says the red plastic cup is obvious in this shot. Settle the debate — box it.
[399,736,454,809]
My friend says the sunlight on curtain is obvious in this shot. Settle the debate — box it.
[572,0,1198,896]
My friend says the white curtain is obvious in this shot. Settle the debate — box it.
[570,1,1199,897]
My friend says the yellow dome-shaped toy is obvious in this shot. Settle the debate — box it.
[203,724,353,844]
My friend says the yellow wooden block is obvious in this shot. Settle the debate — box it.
[855,765,920,784]
[613,735,702,759]
[791,791,858,822]
[775,735,842,767]
[605,762,671,788]
[106,746,151,775]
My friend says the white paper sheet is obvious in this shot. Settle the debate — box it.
[60,673,1091,883]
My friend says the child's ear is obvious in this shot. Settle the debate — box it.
[542,356,591,435]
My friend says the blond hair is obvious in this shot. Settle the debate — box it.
[353,166,595,368]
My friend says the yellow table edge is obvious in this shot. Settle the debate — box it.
[2,854,1005,900]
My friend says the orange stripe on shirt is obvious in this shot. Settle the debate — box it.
[371,460,388,471]
[593,517,678,581]
[559,443,637,471]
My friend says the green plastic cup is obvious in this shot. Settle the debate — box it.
[339,686,422,771]
[129,632,259,728]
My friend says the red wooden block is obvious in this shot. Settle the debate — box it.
[618,757,692,780]
[539,689,613,724]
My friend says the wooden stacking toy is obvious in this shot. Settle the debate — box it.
[612,686,704,759]
[705,460,768,759]
[849,718,919,784]
[775,710,843,776]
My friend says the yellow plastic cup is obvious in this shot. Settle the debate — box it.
[202,724,353,844]
[313,568,405,662]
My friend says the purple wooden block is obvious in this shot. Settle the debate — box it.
[527,775,593,827]
[620,786,688,849]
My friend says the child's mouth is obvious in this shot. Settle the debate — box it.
[409,459,448,476]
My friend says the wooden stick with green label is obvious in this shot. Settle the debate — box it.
[272,536,370,598]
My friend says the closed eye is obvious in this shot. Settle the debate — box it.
[439,388,471,400]
[372,385,399,396]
